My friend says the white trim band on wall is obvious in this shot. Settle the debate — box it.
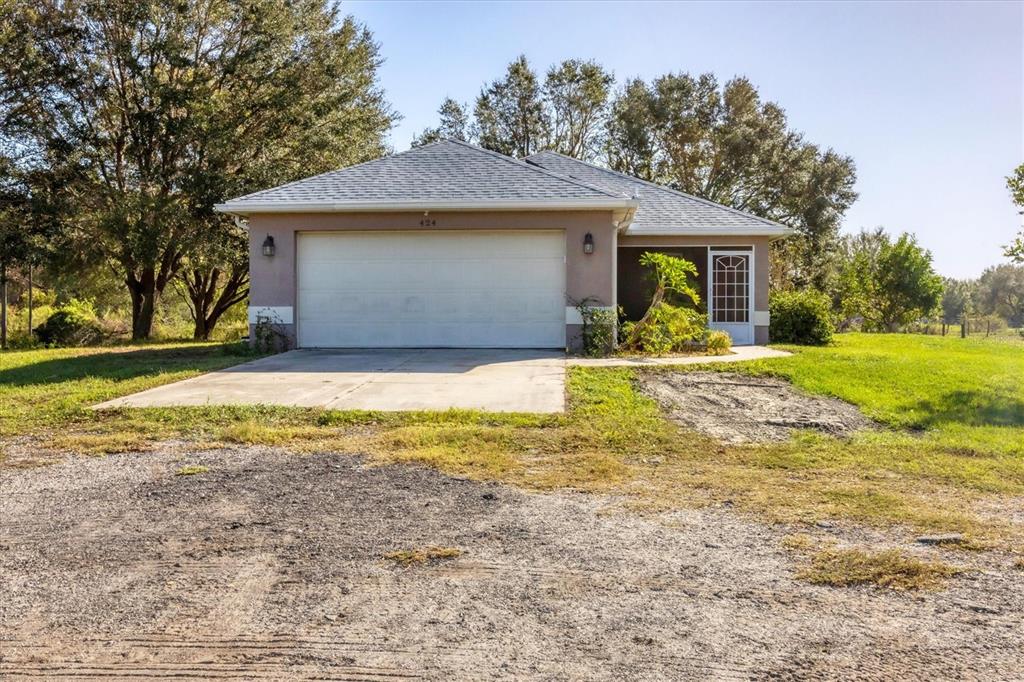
[565,305,615,325]
[753,310,770,326]
[248,306,294,325]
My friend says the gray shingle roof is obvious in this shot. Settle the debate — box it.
[525,151,789,235]
[218,140,632,212]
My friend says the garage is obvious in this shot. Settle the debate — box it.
[296,230,566,348]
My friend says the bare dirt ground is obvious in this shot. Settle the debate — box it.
[1,445,1022,681]
[639,372,876,443]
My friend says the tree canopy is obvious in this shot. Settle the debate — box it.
[2,0,397,339]
[416,59,857,292]
[833,229,943,331]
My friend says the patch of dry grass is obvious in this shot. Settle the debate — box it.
[797,548,960,590]
[175,465,209,476]
[781,533,819,552]
[46,432,153,455]
[384,546,462,567]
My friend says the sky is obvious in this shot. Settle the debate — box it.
[345,0,1023,279]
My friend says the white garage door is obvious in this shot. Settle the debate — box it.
[296,231,566,348]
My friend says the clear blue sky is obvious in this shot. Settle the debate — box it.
[346,0,1022,279]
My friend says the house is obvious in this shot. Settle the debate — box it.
[215,140,790,350]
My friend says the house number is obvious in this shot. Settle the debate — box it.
[419,218,436,226]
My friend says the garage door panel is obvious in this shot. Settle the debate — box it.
[297,231,565,348]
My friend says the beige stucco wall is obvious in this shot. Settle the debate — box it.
[618,234,774,343]
[247,210,619,348]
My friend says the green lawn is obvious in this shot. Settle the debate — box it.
[1,333,1021,547]
[0,343,260,437]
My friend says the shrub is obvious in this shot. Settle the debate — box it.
[621,304,706,355]
[770,290,834,345]
[33,299,104,346]
[252,312,291,353]
[575,299,617,357]
[705,330,732,355]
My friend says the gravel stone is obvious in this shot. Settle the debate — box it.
[1,445,1022,680]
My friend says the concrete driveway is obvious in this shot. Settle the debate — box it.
[94,349,566,413]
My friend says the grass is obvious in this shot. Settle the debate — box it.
[2,333,1022,548]
[797,548,960,590]
[0,342,261,437]
[384,546,462,566]
[175,464,209,476]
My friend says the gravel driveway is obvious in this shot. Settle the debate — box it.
[1,446,1021,680]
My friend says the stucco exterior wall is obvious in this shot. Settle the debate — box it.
[247,210,618,349]
[618,234,774,343]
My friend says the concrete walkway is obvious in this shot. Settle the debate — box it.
[94,349,566,413]
[568,345,791,366]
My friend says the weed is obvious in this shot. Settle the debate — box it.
[798,548,959,590]
[175,465,209,476]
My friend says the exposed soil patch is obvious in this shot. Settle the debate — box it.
[639,371,875,443]
[2,445,1022,680]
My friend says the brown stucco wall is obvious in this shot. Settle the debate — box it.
[618,234,774,343]
[247,210,619,349]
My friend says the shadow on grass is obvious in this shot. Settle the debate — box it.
[909,390,1024,429]
[0,343,257,389]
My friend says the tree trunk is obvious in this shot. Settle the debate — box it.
[1,263,7,351]
[27,264,32,334]
[185,265,249,341]
[127,268,160,340]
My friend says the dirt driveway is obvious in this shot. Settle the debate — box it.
[1,447,1021,680]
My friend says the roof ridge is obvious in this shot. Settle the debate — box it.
[444,139,629,200]
[526,150,787,230]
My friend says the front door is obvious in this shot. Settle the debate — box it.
[708,251,754,346]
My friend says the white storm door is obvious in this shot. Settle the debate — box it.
[296,230,566,348]
[708,251,754,346]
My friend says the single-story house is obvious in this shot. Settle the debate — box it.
[215,140,791,350]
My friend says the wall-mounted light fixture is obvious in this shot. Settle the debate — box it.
[262,234,276,257]
[583,232,594,255]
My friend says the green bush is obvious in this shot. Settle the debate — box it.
[576,299,617,357]
[621,303,706,354]
[705,330,732,355]
[33,298,104,347]
[770,290,835,345]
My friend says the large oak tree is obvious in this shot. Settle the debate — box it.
[2,0,396,339]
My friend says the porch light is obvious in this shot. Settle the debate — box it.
[261,235,275,257]
[583,232,594,255]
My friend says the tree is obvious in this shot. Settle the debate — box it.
[605,78,657,180]
[412,98,471,147]
[474,55,548,157]
[1005,163,1024,264]
[976,264,1024,328]
[832,228,887,328]
[544,59,613,160]
[2,0,396,340]
[605,74,857,291]
[177,221,249,340]
[871,233,944,331]
[940,278,976,325]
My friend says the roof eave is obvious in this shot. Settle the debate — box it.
[624,227,795,238]
[215,198,638,216]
